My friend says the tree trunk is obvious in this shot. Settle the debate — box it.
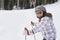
[1,0,4,10]
[17,0,20,9]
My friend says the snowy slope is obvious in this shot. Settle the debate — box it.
[0,1,60,40]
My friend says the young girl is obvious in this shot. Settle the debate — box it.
[24,6,56,40]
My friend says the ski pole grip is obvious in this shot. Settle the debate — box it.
[24,27,30,35]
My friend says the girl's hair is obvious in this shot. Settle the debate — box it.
[39,11,53,22]
[43,11,52,18]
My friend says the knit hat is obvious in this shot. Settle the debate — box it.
[35,6,46,12]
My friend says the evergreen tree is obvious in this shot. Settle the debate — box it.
[0,0,58,10]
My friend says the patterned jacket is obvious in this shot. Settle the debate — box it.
[32,16,56,40]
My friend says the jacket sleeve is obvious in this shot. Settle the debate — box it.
[32,17,50,34]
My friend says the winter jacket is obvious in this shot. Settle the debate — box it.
[32,16,56,40]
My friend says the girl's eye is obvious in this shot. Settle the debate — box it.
[36,11,42,14]
[40,12,42,14]
[39,12,42,14]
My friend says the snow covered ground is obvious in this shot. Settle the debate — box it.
[0,0,60,40]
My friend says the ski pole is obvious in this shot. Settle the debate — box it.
[32,30,36,40]
[25,31,36,40]
[24,27,36,40]
[24,27,29,40]
[25,35,27,40]
[32,26,36,40]
[24,27,27,40]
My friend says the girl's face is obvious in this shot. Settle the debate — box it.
[36,10,43,18]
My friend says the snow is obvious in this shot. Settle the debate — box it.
[0,1,60,40]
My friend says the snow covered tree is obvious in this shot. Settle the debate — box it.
[29,0,36,8]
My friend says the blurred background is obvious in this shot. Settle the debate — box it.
[0,0,58,10]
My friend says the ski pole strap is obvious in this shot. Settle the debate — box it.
[25,27,30,35]
[32,30,35,34]
[32,30,36,40]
